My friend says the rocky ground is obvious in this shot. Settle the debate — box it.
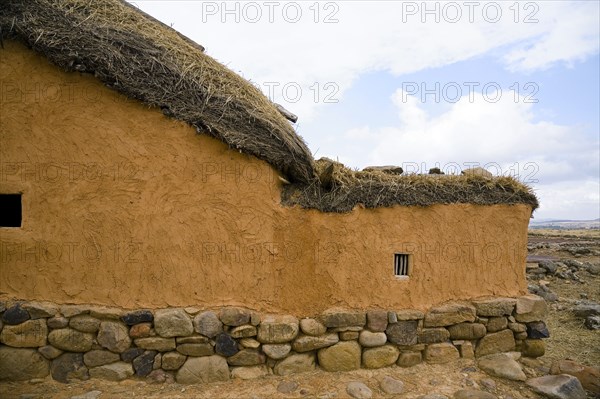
[526,229,600,366]
[1,229,599,399]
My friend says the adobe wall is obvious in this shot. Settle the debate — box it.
[1,41,531,315]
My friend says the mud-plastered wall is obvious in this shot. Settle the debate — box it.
[0,41,531,315]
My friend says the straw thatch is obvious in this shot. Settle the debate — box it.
[1,0,539,213]
[282,158,539,212]
[0,0,316,184]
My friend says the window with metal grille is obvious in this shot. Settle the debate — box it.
[0,194,22,227]
[394,253,410,277]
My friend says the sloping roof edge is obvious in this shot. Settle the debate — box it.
[0,0,317,184]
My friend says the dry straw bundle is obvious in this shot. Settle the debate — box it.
[282,159,539,212]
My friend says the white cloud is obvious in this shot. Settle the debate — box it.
[503,2,600,72]
[134,1,599,119]
[339,88,599,219]
[360,88,597,179]
[535,180,600,220]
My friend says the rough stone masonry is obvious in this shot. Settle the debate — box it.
[0,295,549,383]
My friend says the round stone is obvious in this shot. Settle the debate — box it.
[262,344,291,360]
[215,333,238,357]
[359,330,387,347]
[346,381,372,399]
[2,303,30,325]
[380,376,404,394]
[97,321,132,353]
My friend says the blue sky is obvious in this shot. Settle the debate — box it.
[134,1,600,220]
[302,53,600,137]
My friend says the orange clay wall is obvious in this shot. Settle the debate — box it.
[0,41,531,315]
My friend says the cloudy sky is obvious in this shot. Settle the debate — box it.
[132,1,599,220]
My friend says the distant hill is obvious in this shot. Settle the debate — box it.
[529,218,600,230]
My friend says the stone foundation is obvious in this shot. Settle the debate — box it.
[0,296,549,383]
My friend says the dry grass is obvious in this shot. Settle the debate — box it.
[544,301,600,367]
[546,271,600,366]
[283,158,539,212]
[529,229,600,238]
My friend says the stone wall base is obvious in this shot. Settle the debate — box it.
[0,296,549,383]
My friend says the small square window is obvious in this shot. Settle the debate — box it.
[0,194,22,227]
[394,253,410,277]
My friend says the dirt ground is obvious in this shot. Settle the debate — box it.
[0,360,551,399]
[1,229,598,399]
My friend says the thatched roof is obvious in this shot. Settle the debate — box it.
[1,0,539,212]
[283,159,539,212]
[0,0,316,184]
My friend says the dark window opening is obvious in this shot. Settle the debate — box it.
[0,194,22,227]
[394,253,410,277]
